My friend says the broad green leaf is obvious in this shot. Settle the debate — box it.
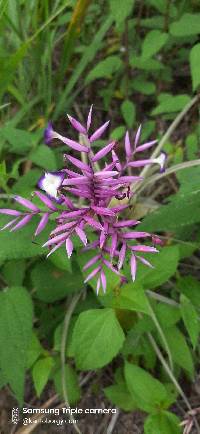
[0,287,33,403]
[177,276,200,308]
[136,246,179,289]
[71,308,125,370]
[190,44,200,91]
[31,261,82,302]
[152,95,191,115]
[147,0,177,16]
[170,14,200,37]
[110,125,126,140]
[161,327,194,377]
[32,357,54,397]
[121,100,135,128]
[131,55,164,71]
[49,245,72,273]
[0,215,52,260]
[144,411,181,434]
[124,362,169,413]
[0,127,36,154]
[27,332,43,369]
[2,259,26,286]
[109,0,134,26]
[12,169,41,195]
[54,364,80,404]
[104,383,137,411]
[180,295,199,349]
[29,145,57,171]
[139,189,200,231]
[155,304,181,329]
[141,30,168,59]
[100,283,150,314]
[86,56,122,83]
[132,78,156,95]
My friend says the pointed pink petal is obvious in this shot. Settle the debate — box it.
[64,155,92,173]
[131,255,137,282]
[67,114,87,134]
[10,214,32,232]
[134,124,142,149]
[89,120,110,142]
[118,243,126,270]
[75,226,87,246]
[34,191,57,211]
[114,220,140,228]
[34,213,49,236]
[83,254,101,271]
[46,240,65,258]
[92,141,116,162]
[131,245,159,253]
[87,105,93,131]
[136,255,154,268]
[122,231,151,239]
[66,238,73,258]
[125,131,132,158]
[14,196,39,212]
[84,266,101,283]
[0,209,22,216]
[136,140,157,153]
[100,270,106,293]
[1,217,19,231]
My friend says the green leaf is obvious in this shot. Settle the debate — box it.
[0,127,35,154]
[29,145,57,171]
[54,364,80,404]
[32,357,54,397]
[177,276,200,308]
[132,78,156,95]
[110,125,126,140]
[131,56,164,71]
[71,308,125,370]
[86,56,122,83]
[190,44,200,91]
[124,362,169,413]
[104,383,136,411]
[161,327,194,377]
[144,411,181,434]
[100,283,150,314]
[180,295,199,349]
[170,14,200,37]
[141,30,168,59]
[0,287,33,403]
[155,304,181,329]
[121,100,135,128]
[0,215,52,260]
[152,95,191,115]
[49,245,72,273]
[140,189,200,232]
[2,259,26,286]
[31,261,82,302]
[109,0,134,26]
[27,332,43,369]
[136,246,179,289]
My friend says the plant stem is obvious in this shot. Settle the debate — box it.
[61,292,83,434]
[137,159,200,195]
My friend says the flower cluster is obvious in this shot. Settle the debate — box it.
[0,107,166,293]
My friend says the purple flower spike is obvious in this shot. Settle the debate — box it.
[1,106,163,293]
[67,114,87,134]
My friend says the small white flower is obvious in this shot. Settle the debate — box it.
[38,172,64,199]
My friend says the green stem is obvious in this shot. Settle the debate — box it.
[61,292,83,434]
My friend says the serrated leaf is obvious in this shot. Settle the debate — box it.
[144,411,181,434]
[71,308,125,370]
[141,30,168,60]
[32,357,54,397]
[124,362,169,413]
[190,44,200,91]
[0,287,33,403]
[104,383,136,411]
[180,295,199,349]
[27,332,43,369]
